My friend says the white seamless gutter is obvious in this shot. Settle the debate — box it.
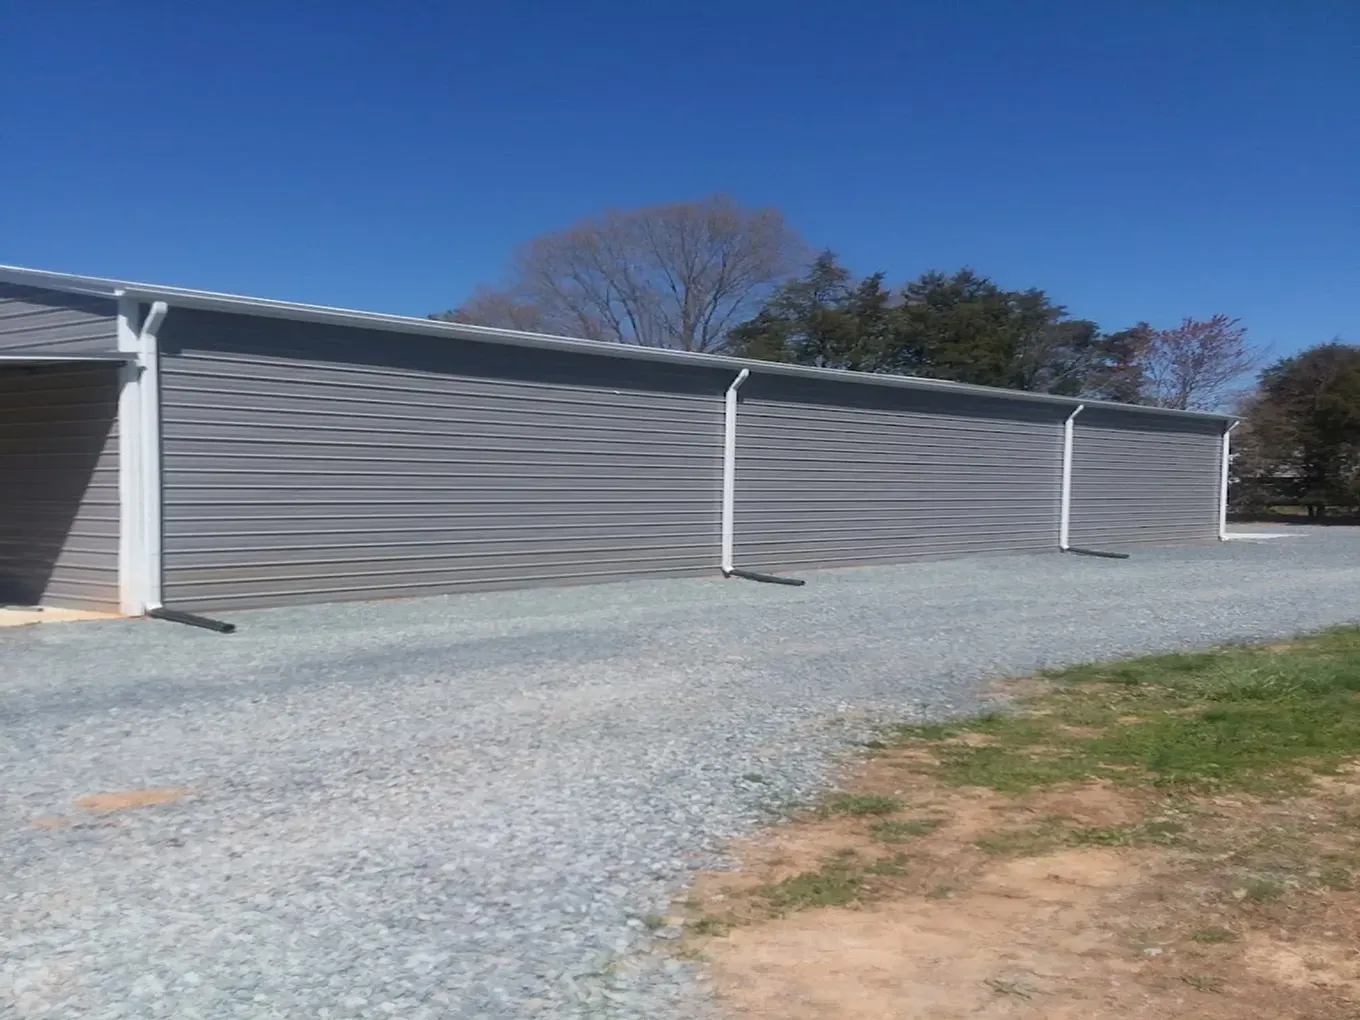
[0,263,1237,426]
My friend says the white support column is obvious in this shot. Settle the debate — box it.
[1219,420,1241,541]
[1058,404,1085,551]
[116,297,146,615]
[720,368,751,575]
[115,296,169,615]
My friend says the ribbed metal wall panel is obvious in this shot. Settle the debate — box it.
[1069,409,1223,549]
[157,309,729,611]
[0,365,121,610]
[734,376,1066,571]
[0,282,118,354]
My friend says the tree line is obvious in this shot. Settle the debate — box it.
[437,195,1358,513]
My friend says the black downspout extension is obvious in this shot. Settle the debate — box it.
[147,606,237,634]
[724,568,807,587]
[1064,547,1132,560]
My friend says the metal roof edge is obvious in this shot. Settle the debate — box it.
[0,263,1237,423]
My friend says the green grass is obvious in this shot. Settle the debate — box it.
[826,793,902,816]
[1190,927,1239,944]
[871,818,943,843]
[891,627,1360,795]
[757,857,865,911]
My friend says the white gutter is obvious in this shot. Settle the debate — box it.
[1058,404,1085,551]
[1219,420,1241,541]
[0,263,1237,425]
[720,368,751,575]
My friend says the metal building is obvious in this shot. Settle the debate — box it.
[0,266,1237,617]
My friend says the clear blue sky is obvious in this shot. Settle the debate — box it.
[2,1,1355,357]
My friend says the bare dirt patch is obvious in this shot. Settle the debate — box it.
[74,788,190,813]
[677,631,1360,1019]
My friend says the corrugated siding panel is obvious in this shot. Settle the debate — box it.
[734,376,1065,571]
[0,365,121,610]
[0,283,118,354]
[157,309,728,611]
[1069,409,1223,549]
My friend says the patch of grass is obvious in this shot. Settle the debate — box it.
[758,857,864,912]
[890,627,1360,795]
[1238,876,1286,902]
[975,821,1065,856]
[1318,867,1353,891]
[1190,927,1239,944]
[826,793,901,817]
[691,915,731,936]
[861,739,889,750]
[983,977,1034,999]
[1069,825,1136,847]
[864,855,908,876]
[1181,973,1225,993]
[871,818,943,843]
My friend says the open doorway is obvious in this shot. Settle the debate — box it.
[0,363,121,611]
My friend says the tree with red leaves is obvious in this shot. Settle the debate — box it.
[1141,315,1258,411]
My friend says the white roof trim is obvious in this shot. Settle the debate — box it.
[0,263,1236,423]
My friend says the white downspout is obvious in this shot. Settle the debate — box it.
[720,368,751,575]
[1058,404,1085,551]
[1218,420,1241,541]
[139,301,169,611]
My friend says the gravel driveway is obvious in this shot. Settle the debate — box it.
[4,528,1360,1019]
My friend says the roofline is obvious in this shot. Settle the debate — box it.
[0,263,1237,423]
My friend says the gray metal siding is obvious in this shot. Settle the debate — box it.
[1069,409,1223,549]
[734,376,1066,572]
[0,365,121,610]
[157,309,728,611]
[0,283,118,354]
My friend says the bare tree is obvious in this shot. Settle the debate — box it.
[1142,315,1259,411]
[444,196,807,352]
[431,286,552,333]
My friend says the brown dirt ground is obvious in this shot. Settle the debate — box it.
[675,752,1360,1020]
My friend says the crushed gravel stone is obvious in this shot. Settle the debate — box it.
[3,528,1359,1019]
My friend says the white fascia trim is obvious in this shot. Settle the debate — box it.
[720,368,751,574]
[1058,404,1085,551]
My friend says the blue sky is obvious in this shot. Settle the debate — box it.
[2,1,1355,357]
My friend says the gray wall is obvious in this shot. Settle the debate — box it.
[1069,408,1223,549]
[0,283,118,354]
[0,365,121,610]
[733,376,1067,572]
[156,309,730,611]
